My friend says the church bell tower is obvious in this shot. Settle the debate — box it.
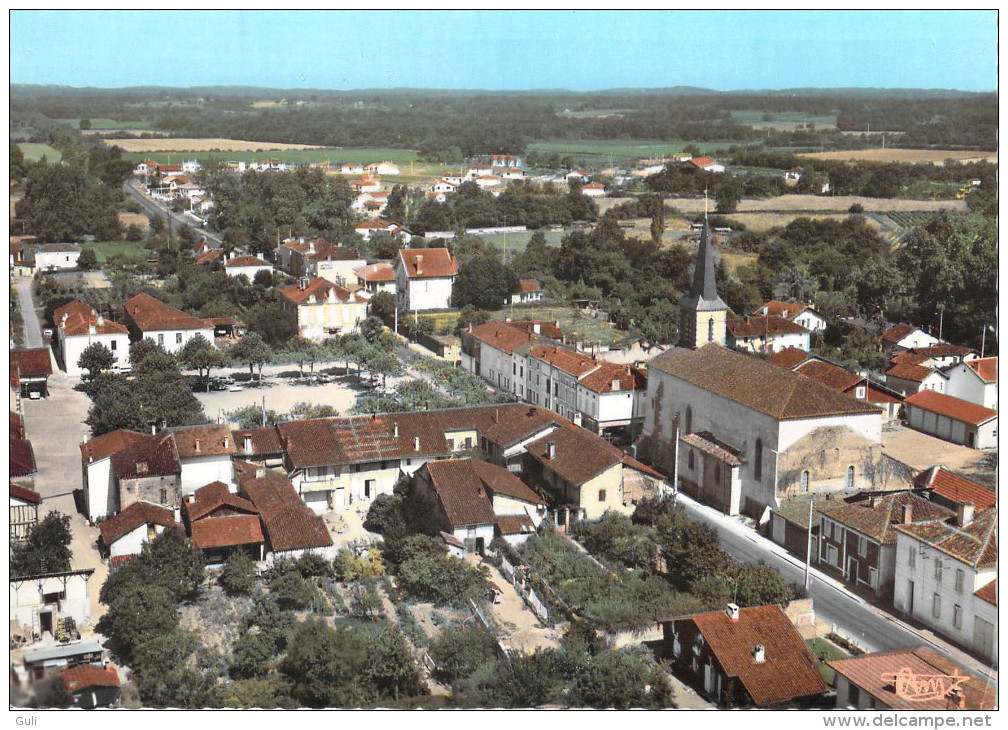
[678,215,727,349]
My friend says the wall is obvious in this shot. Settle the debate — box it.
[677,441,741,515]
[119,474,181,511]
[311,258,364,287]
[492,493,547,528]
[109,523,148,558]
[944,366,996,410]
[226,264,273,280]
[295,299,368,340]
[60,331,131,377]
[180,455,235,494]
[84,458,116,522]
[403,276,454,311]
[143,327,215,355]
[35,251,81,270]
[579,463,624,520]
[908,406,995,449]
[9,572,93,628]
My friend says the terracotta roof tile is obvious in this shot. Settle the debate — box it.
[507,320,564,340]
[471,459,545,505]
[195,249,224,265]
[190,514,264,550]
[751,300,808,319]
[689,604,827,706]
[517,279,541,293]
[885,361,936,382]
[169,424,236,459]
[466,321,536,354]
[795,360,864,393]
[578,362,646,394]
[424,460,497,528]
[354,263,395,282]
[893,507,997,569]
[496,514,536,536]
[184,481,258,522]
[768,347,810,369]
[111,433,180,479]
[681,431,744,467]
[829,647,995,710]
[280,277,351,305]
[123,293,213,332]
[819,492,953,544]
[10,436,36,477]
[524,427,623,486]
[974,580,996,606]
[914,467,996,510]
[233,426,284,456]
[397,248,458,279]
[865,383,903,405]
[61,665,120,692]
[80,429,147,464]
[240,472,332,551]
[225,255,270,268]
[727,315,809,338]
[10,481,41,504]
[528,344,598,377]
[689,156,715,167]
[882,324,917,343]
[904,390,997,426]
[966,357,997,384]
[10,348,52,376]
[10,411,24,439]
[54,299,129,337]
[99,501,179,545]
[649,345,880,421]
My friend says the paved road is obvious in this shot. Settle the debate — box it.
[14,278,43,348]
[122,180,224,248]
[675,492,998,689]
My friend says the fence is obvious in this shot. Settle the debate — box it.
[420,650,437,675]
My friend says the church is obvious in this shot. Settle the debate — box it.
[641,218,890,518]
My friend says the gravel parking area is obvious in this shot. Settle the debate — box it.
[881,424,995,484]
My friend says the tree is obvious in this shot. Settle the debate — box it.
[369,291,397,328]
[10,513,73,578]
[363,493,407,539]
[571,649,652,709]
[219,550,257,596]
[397,552,488,606]
[179,333,220,388]
[231,332,272,380]
[268,570,317,610]
[244,301,296,348]
[79,118,92,130]
[229,631,277,680]
[16,162,122,242]
[76,248,99,271]
[428,625,497,683]
[252,269,274,288]
[452,249,518,310]
[365,349,400,390]
[280,620,372,708]
[78,341,115,380]
[364,628,426,701]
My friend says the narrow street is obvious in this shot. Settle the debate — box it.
[14,278,42,348]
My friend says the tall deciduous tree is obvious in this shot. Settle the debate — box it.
[452,250,517,310]
[10,513,73,578]
[78,341,115,380]
[231,332,272,379]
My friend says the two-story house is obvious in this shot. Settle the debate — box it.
[942,357,996,411]
[279,277,369,340]
[122,293,215,355]
[224,255,273,280]
[726,315,811,354]
[53,301,131,377]
[752,301,826,333]
[395,248,458,312]
[353,263,397,298]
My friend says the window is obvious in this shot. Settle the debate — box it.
[849,685,861,708]
[754,439,763,480]
[708,318,714,342]
[932,593,941,619]
[934,559,942,583]
[176,332,183,344]
[868,567,878,589]
[685,406,692,435]
[858,536,867,557]
[800,470,810,493]
[821,517,830,539]
[909,546,916,570]
[598,489,607,502]
[160,488,167,504]
[953,604,962,629]
[158,333,165,346]
[110,340,117,351]
[826,544,839,567]
[955,569,965,594]
[364,479,375,498]
[855,386,866,399]
[688,451,695,470]
[512,363,517,375]
[845,465,855,489]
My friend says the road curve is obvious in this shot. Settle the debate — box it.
[122,180,224,248]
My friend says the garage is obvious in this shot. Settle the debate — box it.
[302,489,330,515]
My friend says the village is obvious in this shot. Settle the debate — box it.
[7,9,999,715]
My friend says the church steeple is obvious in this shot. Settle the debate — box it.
[678,214,727,349]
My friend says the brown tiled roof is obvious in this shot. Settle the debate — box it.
[517,279,540,293]
[305,241,361,262]
[649,345,880,421]
[233,426,284,456]
[53,300,129,337]
[111,433,180,479]
[829,647,995,711]
[123,293,213,332]
[578,362,647,394]
[681,431,744,467]
[865,383,903,405]
[751,300,809,320]
[195,249,224,265]
[689,604,827,706]
[966,357,997,383]
[524,427,623,486]
[904,390,997,426]
[10,481,41,505]
[280,277,351,305]
[170,424,236,459]
[184,481,257,522]
[61,665,120,692]
[80,429,147,464]
[353,262,395,282]
[795,360,864,393]
[689,157,714,168]
[423,460,496,528]
[190,514,265,550]
[727,315,809,338]
[768,347,810,369]
[10,436,36,477]
[398,248,458,279]
[528,344,598,378]
[893,507,997,570]
[882,324,917,343]
[467,321,535,354]
[914,466,996,510]
[99,501,179,545]
[910,344,976,358]
[225,255,270,268]
[240,472,332,551]
[974,580,996,606]
[819,492,953,544]
[890,350,932,367]
[10,411,24,439]
[885,361,935,382]
[496,514,536,536]
[471,459,545,505]
[507,320,564,340]
[10,348,52,376]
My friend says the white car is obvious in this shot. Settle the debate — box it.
[28,391,41,400]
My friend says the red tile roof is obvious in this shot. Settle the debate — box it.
[829,647,995,710]
[170,424,236,459]
[893,507,997,570]
[225,255,270,268]
[423,459,497,528]
[184,481,258,522]
[689,604,827,706]
[111,433,180,479]
[466,321,535,354]
[974,580,996,606]
[10,436,36,477]
[885,361,936,383]
[914,467,996,510]
[794,360,864,393]
[496,514,536,536]
[10,481,41,504]
[239,471,332,552]
[578,362,647,394]
[233,426,284,456]
[881,324,917,343]
[54,301,128,337]
[819,492,953,544]
[10,348,53,377]
[195,249,224,265]
[80,429,147,464]
[61,665,120,692]
[681,431,744,467]
[190,514,265,550]
[280,277,351,305]
[865,383,903,405]
[768,347,810,369]
[751,300,809,319]
[354,262,395,282]
[524,427,623,487]
[99,501,179,545]
[727,315,809,338]
[966,357,997,384]
[398,248,458,279]
[650,345,880,421]
[528,344,598,378]
[471,459,545,505]
[124,293,213,333]
[517,279,541,293]
[10,411,24,439]
[507,320,564,340]
[904,390,997,426]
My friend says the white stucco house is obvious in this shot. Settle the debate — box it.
[122,293,215,355]
[881,324,941,357]
[942,357,997,411]
[169,424,237,493]
[224,255,274,280]
[395,247,458,312]
[752,301,827,334]
[34,244,82,271]
[98,501,180,558]
[726,315,811,354]
[79,429,149,523]
[53,301,131,377]
[280,277,369,340]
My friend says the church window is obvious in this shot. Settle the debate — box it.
[708,318,714,342]
[845,465,855,489]
[754,439,763,480]
[800,470,810,493]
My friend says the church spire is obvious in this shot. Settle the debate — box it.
[678,211,727,349]
[689,215,722,303]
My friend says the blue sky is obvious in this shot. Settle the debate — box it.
[10,10,997,91]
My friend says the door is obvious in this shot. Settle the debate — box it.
[847,556,858,583]
[302,490,329,515]
[703,662,714,694]
[967,431,976,448]
[973,618,995,660]
[907,581,915,614]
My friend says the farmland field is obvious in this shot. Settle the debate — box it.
[666,194,967,214]
[81,240,150,264]
[118,212,150,230]
[105,137,326,153]
[18,143,62,163]
[57,118,153,130]
[799,148,997,165]
[730,110,838,131]
[527,138,738,166]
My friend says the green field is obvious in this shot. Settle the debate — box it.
[731,110,838,127]
[480,229,567,257]
[528,138,738,166]
[18,143,62,163]
[119,147,423,167]
[491,303,632,348]
[82,241,151,264]
[58,118,154,130]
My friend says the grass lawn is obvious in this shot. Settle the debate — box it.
[806,637,849,684]
[730,110,838,126]
[82,241,150,264]
[56,118,154,130]
[18,143,62,163]
[480,229,567,258]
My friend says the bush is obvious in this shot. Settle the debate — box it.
[229,631,277,680]
[848,203,865,214]
[397,552,488,606]
[428,625,497,683]
[295,553,334,579]
[219,550,257,596]
[333,548,386,582]
[382,534,446,572]
[268,570,317,611]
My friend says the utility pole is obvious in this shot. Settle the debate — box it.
[672,425,680,502]
[805,497,814,591]
[938,304,944,342]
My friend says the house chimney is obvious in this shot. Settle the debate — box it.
[956,501,975,527]
[902,503,913,525]
[97,314,104,326]
[554,319,560,329]
[89,324,96,335]
[151,424,157,435]
[223,437,229,449]
[244,436,252,453]
[752,645,765,664]
[413,436,420,451]
[415,254,423,274]
[194,439,201,453]
[533,323,540,335]
[547,441,556,459]
[726,603,740,621]
[393,422,399,437]
[762,306,768,316]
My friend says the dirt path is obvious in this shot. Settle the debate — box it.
[480,562,560,654]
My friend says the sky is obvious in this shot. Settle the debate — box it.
[9,10,998,92]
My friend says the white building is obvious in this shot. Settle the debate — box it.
[432,179,459,194]
[354,263,397,297]
[511,279,544,305]
[170,424,237,493]
[395,248,458,312]
[224,255,273,281]
[34,244,82,271]
[726,315,811,354]
[581,183,606,197]
[122,293,215,355]
[53,301,131,377]
[752,301,827,334]
[491,155,522,169]
[339,162,364,175]
[365,161,400,176]
[942,357,997,411]
[892,505,997,664]
[881,324,941,358]
[10,568,95,633]
[80,430,148,522]
[354,219,412,243]
[98,501,179,558]
[903,390,997,450]
[279,277,369,340]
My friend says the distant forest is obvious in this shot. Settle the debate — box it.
[10,86,998,157]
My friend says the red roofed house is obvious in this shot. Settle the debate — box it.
[881,324,940,358]
[80,429,148,522]
[122,293,215,355]
[224,255,273,281]
[914,466,996,512]
[184,481,265,563]
[10,433,36,481]
[302,240,367,287]
[53,300,131,377]
[726,315,811,354]
[10,481,41,541]
[892,506,997,664]
[885,356,947,397]
[238,468,334,560]
[354,219,412,244]
[942,356,997,411]
[10,348,53,398]
[904,390,997,449]
[661,603,828,708]
[98,500,180,559]
[353,262,397,297]
[395,248,458,311]
[687,156,726,173]
[510,278,544,305]
[830,647,995,710]
[169,424,237,493]
[279,276,369,340]
[111,431,182,512]
[60,664,121,709]
[233,426,285,469]
[752,300,826,333]
[581,182,606,198]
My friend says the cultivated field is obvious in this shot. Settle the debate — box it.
[668,194,968,214]
[799,148,997,165]
[104,137,325,152]
[17,143,62,163]
[118,212,150,230]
